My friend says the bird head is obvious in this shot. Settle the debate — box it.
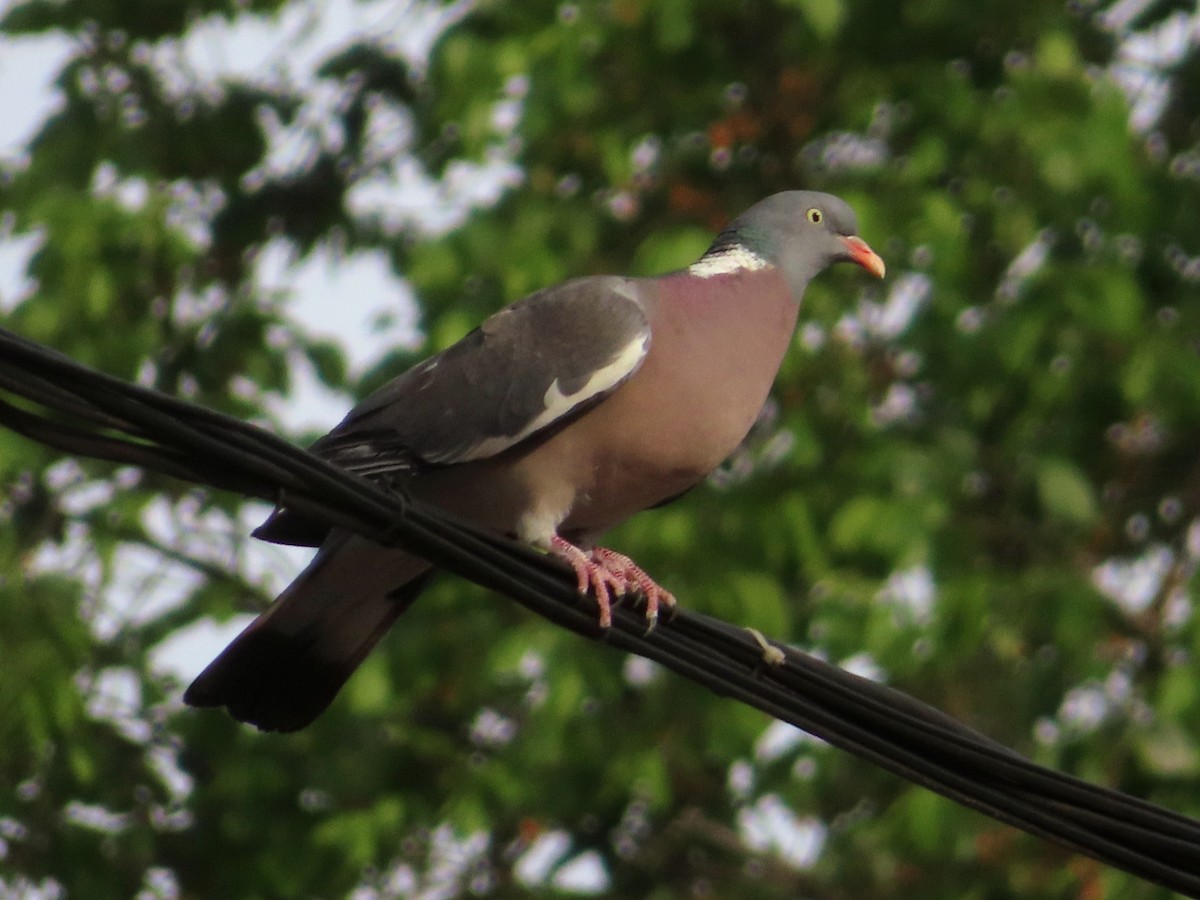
[724,190,886,297]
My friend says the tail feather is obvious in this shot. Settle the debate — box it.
[250,506,329,547]
[184,532,433,732]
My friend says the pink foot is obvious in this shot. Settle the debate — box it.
[589,547,676,629]
[550,536,623,626]
[549,537,675,629]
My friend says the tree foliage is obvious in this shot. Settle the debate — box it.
[2,0,1200,897]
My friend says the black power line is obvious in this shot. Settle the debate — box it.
[2,325,1198,895]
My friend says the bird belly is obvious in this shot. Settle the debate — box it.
[502,355,778,539]
[407,407,705,548]
[550,384,752,534]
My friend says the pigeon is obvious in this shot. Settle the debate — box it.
[184,190,886,731]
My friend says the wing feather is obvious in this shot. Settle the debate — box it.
[317,275,651,476]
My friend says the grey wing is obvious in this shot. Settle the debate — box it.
[322,274,651,471]
[254,276,651,545]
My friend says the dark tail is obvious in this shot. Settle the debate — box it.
[184,532,433,732]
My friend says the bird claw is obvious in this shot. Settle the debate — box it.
[589,547,676,632]
[549,537,676,629]
[550,536,620,626]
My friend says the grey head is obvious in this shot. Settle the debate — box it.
[704,190,886,297]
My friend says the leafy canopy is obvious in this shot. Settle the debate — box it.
[2,0,1200,897]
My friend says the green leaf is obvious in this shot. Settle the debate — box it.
[783,0,845,40]
[1034,458,1098,526]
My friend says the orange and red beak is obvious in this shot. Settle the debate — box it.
[841,235,886,279]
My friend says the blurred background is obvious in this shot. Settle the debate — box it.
[2,0,1200,897]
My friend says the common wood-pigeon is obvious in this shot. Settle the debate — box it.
[184,190,886,731]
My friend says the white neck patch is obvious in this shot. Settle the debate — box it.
[688,244,772,279]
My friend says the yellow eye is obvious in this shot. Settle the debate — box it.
[806,208,823,224]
